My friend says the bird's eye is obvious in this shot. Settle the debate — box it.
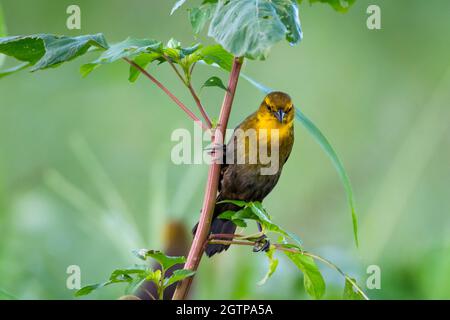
[266,104,272,112]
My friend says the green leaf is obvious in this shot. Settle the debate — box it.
[202,76,228,91]
[249,202,303,246]
[231,218,247,228]
[126,277,147,295]
[258,247,279,286]
[298,0,356,13]
[171,0,189,15]
[81,38,161,77]
[218,201,302,246]
[193,45,233,72]
[0,34,108,77]
[343,277,365,300]
[164,269,196,287]
[181,43,202,57]
[217,199,248,207]
[295,109,359,247]
[75,283,105,297]
[208,0,302,59]
[109,266,147,282]
[146,269,162,283]
[167,38,181,49]
[217,210,237,220]
[284,251,326,299]
[75,275,132,297]
[189,3,216,34]
[128,52,162,82]
[132,249,186,270]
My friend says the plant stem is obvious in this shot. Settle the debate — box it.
[172,57,244,300]
[162,55,213,129]
[188,83,213,129]
[123,58,207,131]
[208,239,370,300]
[163,54,187,85]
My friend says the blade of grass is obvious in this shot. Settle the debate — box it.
[295,109,358,247]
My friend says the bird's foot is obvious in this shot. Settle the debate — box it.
[253,234,271,253]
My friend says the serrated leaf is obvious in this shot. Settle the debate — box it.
[0,34,108,77]
[202,76,228,91]
[343,277,365,300]
[208,0,302,60]
[295,109,359,247]
[284,251,325,299]
[81,38,161,77]
[258,247,279,286]
[132,249,186,270]
[164,269,196,287]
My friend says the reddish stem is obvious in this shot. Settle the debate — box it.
[163,54,213,129]
[188,83,213,128]
[123,58,207,131]
[172,57,243,300]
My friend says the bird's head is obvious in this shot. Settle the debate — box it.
[258,91,294,125]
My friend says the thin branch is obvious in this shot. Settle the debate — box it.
[188,83,213,129]
[162,54,213,128]
[163,54,187,85]
[209,233,244,240]
[208,239,369,300]
[123,58,207,131]
[172,57,244,300]
[189,62,197,77]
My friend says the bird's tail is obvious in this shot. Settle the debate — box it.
[192,202,239,257]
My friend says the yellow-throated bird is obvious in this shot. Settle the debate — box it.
[194,91,295,257]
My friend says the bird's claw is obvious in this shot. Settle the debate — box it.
[253,234,271,253]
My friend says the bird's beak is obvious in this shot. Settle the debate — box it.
[274,110,286,123]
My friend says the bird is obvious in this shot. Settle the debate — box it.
[193,91,295,257]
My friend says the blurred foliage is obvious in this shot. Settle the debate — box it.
[0,0,450,300]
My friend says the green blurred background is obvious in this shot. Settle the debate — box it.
[1,0,449,299]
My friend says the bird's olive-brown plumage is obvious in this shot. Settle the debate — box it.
[196,91,295,257]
